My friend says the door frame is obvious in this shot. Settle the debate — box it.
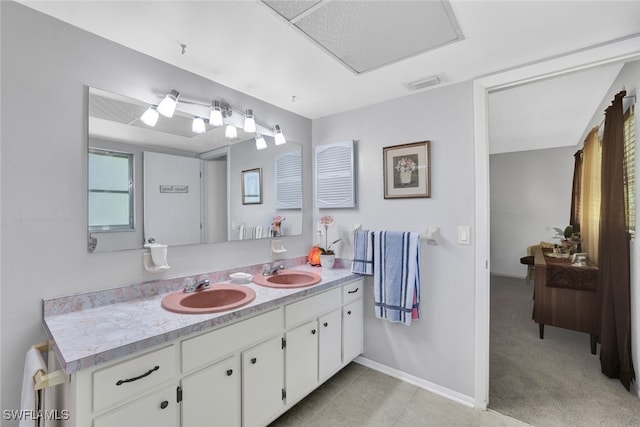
[473,34,640,408]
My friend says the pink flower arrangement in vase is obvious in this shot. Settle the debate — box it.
[271,215,285,236]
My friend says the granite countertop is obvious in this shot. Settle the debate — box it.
[43,263,359,374]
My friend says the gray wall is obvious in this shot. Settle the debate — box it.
[0,2,312,415]
[489,146,576,277]
[313,82,477,398]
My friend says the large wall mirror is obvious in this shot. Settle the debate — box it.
[87,87,302,253]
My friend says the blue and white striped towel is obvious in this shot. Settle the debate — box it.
[351,229,374,275]
[373,231,421,326]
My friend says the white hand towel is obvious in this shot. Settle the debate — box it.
[20,347,47,427]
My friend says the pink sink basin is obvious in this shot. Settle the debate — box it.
[252,270,321,288]
[161,285,256,314]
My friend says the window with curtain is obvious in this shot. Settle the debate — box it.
[623,105,635,238]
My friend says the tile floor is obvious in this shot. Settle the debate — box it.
[270,362,529,426]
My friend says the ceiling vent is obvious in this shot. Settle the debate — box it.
[261,0,464,74]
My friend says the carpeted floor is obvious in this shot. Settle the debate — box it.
[489,275,640,427]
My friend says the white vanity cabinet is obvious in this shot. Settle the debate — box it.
[284,287,341,405]
[342,280,364,363]
[59,278,364,427]
[181,355,240,427]
[93,384,179,427]
[66,344,179,427]
[242,335,285,427]
[180,308,283,427]
[318,308,343,381]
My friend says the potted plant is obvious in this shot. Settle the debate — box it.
[318,215,340,268]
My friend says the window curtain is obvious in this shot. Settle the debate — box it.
[570,149,583,232]
[581,127,601,264]
[598,90,635,390]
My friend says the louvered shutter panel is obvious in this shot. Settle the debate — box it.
[275,150,302,209]
[315,140,356,208]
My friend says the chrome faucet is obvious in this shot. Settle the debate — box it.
[184,279,210,293]
[263,262,284,276]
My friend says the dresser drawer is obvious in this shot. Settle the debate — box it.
[182,308,282,373]
[93,345,177,412]
[285,288,341,329]
[342,280,363,304]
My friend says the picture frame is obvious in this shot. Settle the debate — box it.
[383,141,431,199]
[241,168,262,205]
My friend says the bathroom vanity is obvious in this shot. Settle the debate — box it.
[43,265,363,427]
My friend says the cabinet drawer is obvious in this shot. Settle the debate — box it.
[93,384,178,427]
[285,288,341,329]
[342,280,363,304]
[93,345,177,412]
[182,308,282,373]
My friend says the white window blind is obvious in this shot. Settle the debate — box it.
[315,140,356,208]
[275,150,302,209]
[623,105,635,237]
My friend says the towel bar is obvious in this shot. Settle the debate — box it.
[352,224,439,245]
[32,341,68,390]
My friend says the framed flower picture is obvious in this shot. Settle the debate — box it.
[383,141,431,199]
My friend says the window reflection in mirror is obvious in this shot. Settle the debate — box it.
[88,148,134,232]
[87,87,303,253]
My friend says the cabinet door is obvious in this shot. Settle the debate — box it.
[242,336,284,427]
[343,298,364,363]
[181,355,240,427]
[93,385,178,427]
[318,309,342,381]
[285,320,318,405]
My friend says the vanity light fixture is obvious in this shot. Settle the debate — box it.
[274,125,286,145]
[139,90,286,144]
[244,109,256,133]
[209,100,224,127]
[225,124,238,139]
[192,116,206,134]
[140,105,159,127]
[255,134,267,150]
[157,89,180,117]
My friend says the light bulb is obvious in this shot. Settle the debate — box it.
[255,134,267,150]
[225,124,237,139]
[157,89,179,118]
[140,105,159,127]
[243,109,256,133]
[274,124,286,145]
[192,117,206,134]
[209,100,223,127]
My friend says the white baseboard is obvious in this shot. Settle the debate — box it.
[354,356,476,408]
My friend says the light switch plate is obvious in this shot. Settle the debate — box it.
[458,226,471,245]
